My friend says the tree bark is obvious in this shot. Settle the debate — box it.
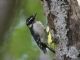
[41,0,80,60]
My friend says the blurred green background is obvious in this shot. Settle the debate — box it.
[0,0,53,60]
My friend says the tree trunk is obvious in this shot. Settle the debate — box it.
[0,0,16,45]
[41,0,80,60]
[0,0,17,60]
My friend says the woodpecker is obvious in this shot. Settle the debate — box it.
[26,14,55,53]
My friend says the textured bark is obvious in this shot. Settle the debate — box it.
[41,0,80,60]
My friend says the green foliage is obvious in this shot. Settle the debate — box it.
[8,24,39,60]
[21,0,45,21]
[2,0,48,60]
[3,0,44,60]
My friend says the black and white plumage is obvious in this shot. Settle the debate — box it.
[26,14,55,53]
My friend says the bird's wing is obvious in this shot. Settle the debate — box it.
[32,32,47,53]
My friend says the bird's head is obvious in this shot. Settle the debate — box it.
[26,14,36,27]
